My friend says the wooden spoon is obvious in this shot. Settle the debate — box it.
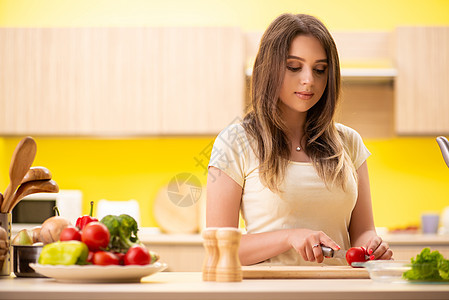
[21,166,52,184]
[7,179,59,213]
[1,136,37,212]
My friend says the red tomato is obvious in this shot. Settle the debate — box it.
[124,245,150,265]
[114,252,126,265]
[346,247,368,267]
[87,251,95,264]
[93,251,120,266]
[81,222,110,251]
[59,226,82,242]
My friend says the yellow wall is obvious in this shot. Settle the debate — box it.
[365,139,449,229]
[1,0,449,30]
[1,136,448,229]
[1,0,449,229]
[0,137,212,227]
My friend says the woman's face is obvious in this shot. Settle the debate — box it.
[278,34,328,116]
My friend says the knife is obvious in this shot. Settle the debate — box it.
[321,245,370,260]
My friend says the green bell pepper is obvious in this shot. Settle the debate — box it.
[38,241,89,265]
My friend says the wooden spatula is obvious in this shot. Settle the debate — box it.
[21,166,52,184]
[7,179,59,213]
[1,137,37,212]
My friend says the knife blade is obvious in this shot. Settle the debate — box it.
[321,245,370,260]
[321,245,346,259]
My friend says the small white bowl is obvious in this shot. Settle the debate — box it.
[352,260,411,283]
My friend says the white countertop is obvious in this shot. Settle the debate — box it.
[1,272,449,300]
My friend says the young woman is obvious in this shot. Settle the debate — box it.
[206,13,393,266]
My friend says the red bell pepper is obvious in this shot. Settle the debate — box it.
[75,201,98,230]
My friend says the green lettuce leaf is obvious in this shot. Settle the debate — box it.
[403,248,449,281]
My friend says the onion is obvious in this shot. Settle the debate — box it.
[39,216,71,245]
[30,226,41,243]
[12,229,33,245]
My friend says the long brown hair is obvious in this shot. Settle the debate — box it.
[243,13,355,192]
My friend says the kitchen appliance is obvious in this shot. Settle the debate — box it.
[11,190,82,234]
[96,199,141,226]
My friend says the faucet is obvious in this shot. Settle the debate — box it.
[436,136,449,168]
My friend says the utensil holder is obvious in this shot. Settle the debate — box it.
[0,213,12,276]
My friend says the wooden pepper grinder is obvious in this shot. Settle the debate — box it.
[202,227,219,281]
[215,227,242,282]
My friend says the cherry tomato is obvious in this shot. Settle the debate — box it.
[93,251,120,266]
[87,251,95,264]
[59,226,82,242]
[114,252,126,265]
[81,222,110,251]
[124,245,151,265]
[346,247,368,267]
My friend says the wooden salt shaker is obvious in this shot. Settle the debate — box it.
[215,227,242,282]
[202,228,219,281]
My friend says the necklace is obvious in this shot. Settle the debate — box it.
[296,146,301,152]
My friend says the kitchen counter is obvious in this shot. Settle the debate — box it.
[140,232,449,245]
[10,228,449,271]
[13,226,449,246]
[381,233,449,245]
[1,272,449,300]
[140,232,449,271]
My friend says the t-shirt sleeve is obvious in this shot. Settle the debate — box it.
[208,124,250,187]
[339,124,371,169]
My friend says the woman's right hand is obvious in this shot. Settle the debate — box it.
[287,229,341,263]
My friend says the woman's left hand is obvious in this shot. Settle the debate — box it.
[364,236,393,260]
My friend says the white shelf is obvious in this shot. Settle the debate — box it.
[341,68,397,78]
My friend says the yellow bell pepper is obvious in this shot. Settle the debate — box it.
[38,241,88,265]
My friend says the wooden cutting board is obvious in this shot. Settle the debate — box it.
[242,265,369,279]
[153,181,205,234]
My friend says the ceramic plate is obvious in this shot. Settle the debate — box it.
[29,262,167,283]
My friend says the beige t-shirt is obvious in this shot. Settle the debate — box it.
[208,123,371,266]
